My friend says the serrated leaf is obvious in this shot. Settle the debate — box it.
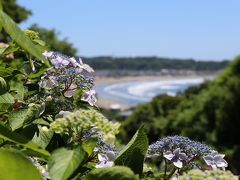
[0,124,50,157]
[0,149,42,180]
[9,104,42,130]
[0,10,50,67]
[48,146,87,180]
[0,92,14,112]
[85,166,139,180]
[114,126,148,175]
[9,109,28,130]
[32,126,53,149]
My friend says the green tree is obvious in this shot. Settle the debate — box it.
[0,0,31,41]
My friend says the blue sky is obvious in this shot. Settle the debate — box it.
[18,0,240,61]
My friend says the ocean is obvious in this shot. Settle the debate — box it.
[95,78,206,107]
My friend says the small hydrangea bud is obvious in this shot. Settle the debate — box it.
[24,29,40,40]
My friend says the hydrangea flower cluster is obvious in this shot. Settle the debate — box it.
[148,135,228,170]
[49,109,120,144]
[148,135,214,157]
[39,51,96,106]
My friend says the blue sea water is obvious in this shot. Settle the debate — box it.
[95,78,205,107]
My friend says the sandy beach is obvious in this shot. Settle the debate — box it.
[95,74,212,84]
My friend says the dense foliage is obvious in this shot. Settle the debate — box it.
[84,56,228,71]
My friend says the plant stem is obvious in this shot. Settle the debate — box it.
[167,167,177,180]
[164,158,167,180]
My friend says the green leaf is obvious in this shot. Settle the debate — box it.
[0,46,7,55]
[0,67,22,78]
[0,124,50,157]
[0,77,9,95]
[114,126,148,175]
[33,39,46,46]
[0,10,50,67]
[85,166,139,180]
[9,109,28,130]
[82,137,97,156]
[0,92,14,104]
[0,92,14,112]
[28,66,48,79]
[48,146,87,180]
[32,126,53,149]
[0,149,42,180]
[9,104,42,130]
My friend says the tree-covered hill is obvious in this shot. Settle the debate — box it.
[120,56,240,173]
[84,56,229,71]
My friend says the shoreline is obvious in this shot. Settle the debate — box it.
[95,74,214,110]
[95,74,213,85]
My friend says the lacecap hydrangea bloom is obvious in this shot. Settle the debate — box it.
[39,51,97,106]
[148,135,228,170]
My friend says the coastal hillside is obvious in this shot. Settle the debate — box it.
[84,56,228,71]
[121,56,240,173]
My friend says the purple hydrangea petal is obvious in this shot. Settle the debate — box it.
[163,151,174,160]
[179,152,187,160]
[173,159,183,168]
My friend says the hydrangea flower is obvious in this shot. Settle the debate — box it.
[148,136,218,170]
[81,89,97,106]
[78,58,94,73]
[203,153,228,170]
[39,51,97,106]
[96,151,116,168]
[163,148,187,168]
[148,135,214,158]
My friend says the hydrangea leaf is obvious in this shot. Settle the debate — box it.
[0,92,14,112]
[32,126,53,149]
[114,125,148,176]
[0,124,50,157]
[85,166,139,180]
[82,137,98,156]
[0,149,42,180]
[9,104,42,131]
[0,10,50,67]
[48,146,87,180]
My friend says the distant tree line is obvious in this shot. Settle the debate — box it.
[84,56,229,71]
